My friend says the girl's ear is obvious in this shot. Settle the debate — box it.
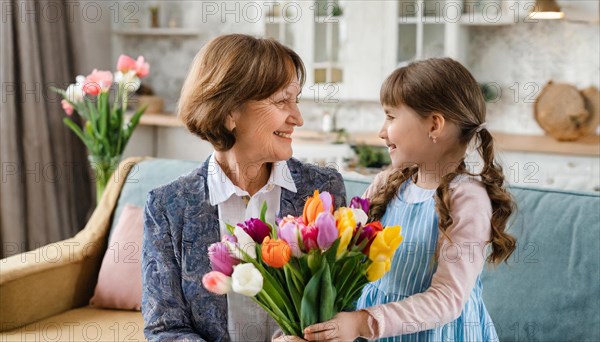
[430,112,446,137]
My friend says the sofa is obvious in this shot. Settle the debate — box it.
[1,158,599,341]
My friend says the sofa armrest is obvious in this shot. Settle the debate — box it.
[0,157,149,332]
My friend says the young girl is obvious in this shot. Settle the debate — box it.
[302,58,517,341]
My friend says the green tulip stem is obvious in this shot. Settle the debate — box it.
[255,290,300,336]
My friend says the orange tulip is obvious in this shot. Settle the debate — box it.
[261,237,291,268]
[303,190,325,225]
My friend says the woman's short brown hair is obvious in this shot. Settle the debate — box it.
[178,34,306,151]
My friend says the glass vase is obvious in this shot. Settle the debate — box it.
[88,154,122,204]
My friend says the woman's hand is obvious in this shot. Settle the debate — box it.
[303,311,371,341]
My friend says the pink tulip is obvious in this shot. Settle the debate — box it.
[208,241,240,276]
[316,212,337,250]
[222,233,237,243]
[278,215,305,229]
[135,56,150,78]
[202,271,231,295]
[278,221,303,257]
[301,224,319,251]
[82,69,113,96]
[319,192,334,213]
[61,99,74,116]
[116,55,137,73]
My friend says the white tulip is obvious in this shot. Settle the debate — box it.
[65,83,84,103]
[233,225,257,260]
[231,263,263,297]
[114,70,141,93]
[351,208,369,226]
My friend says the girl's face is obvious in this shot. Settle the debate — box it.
[232,81,304,163]
[379,103,432,169]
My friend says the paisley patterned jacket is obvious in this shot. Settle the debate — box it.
[142,157,347,341]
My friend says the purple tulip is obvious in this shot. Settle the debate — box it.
[278,221,303,257]
[350,196,370,214]
[208,242,240,276]
[356,221,383,254]
[238,218,271,244]
[316,212,337,250]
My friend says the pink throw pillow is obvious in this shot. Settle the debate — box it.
[90,204,143,310]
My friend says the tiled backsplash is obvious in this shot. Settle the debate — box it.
[468,20,600,135]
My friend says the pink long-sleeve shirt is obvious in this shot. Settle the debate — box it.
[361,171,493,339]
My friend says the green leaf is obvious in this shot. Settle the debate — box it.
[319,262,336,322]
[343,276,369,310]
[300,263,324,330]
[225,223,236,235]
[86,99,99,134]
[307,250,322,274]
[62,118,92,151]
[98,93,108,138]
[298,255,311,280]
[260,200,268,222]
[123,104,147,150]
[86,99,110,154]
[335,256,360,300]
[323,238,341,267]
[284,265,303,318]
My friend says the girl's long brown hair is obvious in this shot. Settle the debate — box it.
[369,58,516,264]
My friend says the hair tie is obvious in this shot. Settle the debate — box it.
[475,122,487,133]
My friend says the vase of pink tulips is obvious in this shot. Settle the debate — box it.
[52,55,150,204]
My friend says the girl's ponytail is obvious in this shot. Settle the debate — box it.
[476,129,517,264]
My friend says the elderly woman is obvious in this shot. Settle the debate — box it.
[141,34,346,341]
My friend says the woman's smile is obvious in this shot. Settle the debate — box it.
[274,130,293,139]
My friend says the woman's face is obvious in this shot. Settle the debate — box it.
[232,81,304,163]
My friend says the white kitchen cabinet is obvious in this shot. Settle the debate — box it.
[261,0,518,102]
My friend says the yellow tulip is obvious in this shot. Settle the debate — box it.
[336,226,353,259]
[335,208,356,236]
[368,225,403,263]
[366,259,391,282]
[334,208,356,259]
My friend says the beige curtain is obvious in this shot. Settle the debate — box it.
[0,0,93,258]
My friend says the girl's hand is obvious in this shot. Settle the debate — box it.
[303,311,371,341]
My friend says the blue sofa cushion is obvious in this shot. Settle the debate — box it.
[110,159,200,235]
[482,186,600,341]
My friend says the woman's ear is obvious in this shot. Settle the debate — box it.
[430,112,446,137]
[225,112,237,132]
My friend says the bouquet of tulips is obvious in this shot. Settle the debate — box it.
[202,191,404,337]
